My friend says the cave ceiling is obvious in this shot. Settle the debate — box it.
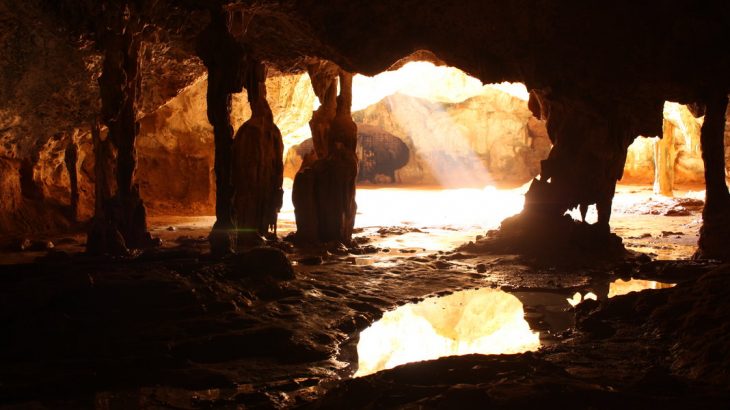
[14,0,730,143]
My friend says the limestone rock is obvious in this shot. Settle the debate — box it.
[233,246,295,280]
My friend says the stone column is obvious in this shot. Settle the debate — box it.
[64,139,79,221]
[696,93,730,260]
[196,9,246,256]
[653,119,676,197]
[292,61,358,245]
[231,59,284,248]
[87,0,152,255]
[492,91,637,255]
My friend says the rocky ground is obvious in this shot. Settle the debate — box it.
[1,187,728,408]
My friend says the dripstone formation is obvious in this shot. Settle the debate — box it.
[293,61,358,245]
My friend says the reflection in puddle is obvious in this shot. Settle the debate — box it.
[354,288,540,377]
[608,279,675,298]
[567,279,676,307]
[566,291,598,307]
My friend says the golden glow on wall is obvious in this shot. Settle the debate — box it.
[282,61,531,188]
[354,288,540,377]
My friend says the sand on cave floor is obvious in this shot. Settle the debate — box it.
[145,183,704,261]
[0,183,703,265]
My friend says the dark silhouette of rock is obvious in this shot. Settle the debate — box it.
[86,0,155,255]
[289,124,409,184]
[695,94,730,260]
[232,60,285,248]
[356,124,409,183]
[196,9,248,256]
[233,246,294,280]
[293,61,358,245]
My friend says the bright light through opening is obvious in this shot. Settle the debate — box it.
[354,288,540,377]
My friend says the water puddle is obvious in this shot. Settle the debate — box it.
[608,278,675,298]
[354,288,540,377]
[567,278,676,306]
[354,278,677,377]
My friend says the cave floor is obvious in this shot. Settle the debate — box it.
[1,186,729,408]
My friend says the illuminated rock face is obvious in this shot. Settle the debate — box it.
[623,103,705,194]
[352,90,549,187]
[137,73,315,216]
[285,124,409,184]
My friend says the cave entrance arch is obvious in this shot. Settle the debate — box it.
[280,57,551,242]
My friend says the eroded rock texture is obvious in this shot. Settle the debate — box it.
[285,124,409,184]
[351,89,549,187]
[231,60,284,247]
[87,0,153,255]
[485,92,660,257]
[623,103,705,195]
[196,10,248,255]
[696,94,730,260]
[293,61,358,245]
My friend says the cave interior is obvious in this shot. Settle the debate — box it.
[1,0,730,408]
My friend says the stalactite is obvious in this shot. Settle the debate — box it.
[87,0,153,255]
[292,61,358,245]
[196,9,247,256]
[87,121,127,256]
[231,59,284,248]
[696,93,730,260]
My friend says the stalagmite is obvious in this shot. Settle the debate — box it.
[196,10,247,256]
[293,61,358,245]
[231,60,284,248]
[63,140,79,221]
[653,119,676,196]
[87,0,153,255]
[696,93,730,260]
[488,91,639,256]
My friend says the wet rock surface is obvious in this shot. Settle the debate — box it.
[1,227,728,408]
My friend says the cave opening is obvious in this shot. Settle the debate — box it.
[2,1,730,408]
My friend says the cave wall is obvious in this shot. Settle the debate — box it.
[352,90,549,187]
[136,73,314,215]
[623,103,706,189]
[0,0,98,237]
[0,0,205,238]
[1,0,729,241]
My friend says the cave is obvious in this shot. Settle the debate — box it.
[1,1,730,408]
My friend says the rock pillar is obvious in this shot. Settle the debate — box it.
[231,60,284,248]
[490,92,638,257]
[653,119,676,197]
[87,0,152,255]
[64,140,79,221]
[196,9,247,256]
[292,61,358,245]
[696,93,730,260]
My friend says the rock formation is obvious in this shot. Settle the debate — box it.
[231,60,285,247]
[63,141,79,221]
[0,0,728,258]
[623,103,705,194]
[196,9,248,256]
[86,0,154,255]
[350,89,549,187]
[483,91,657,257]
[285,124,409,184]
[696,94,730,260]
[292,61,358,245]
